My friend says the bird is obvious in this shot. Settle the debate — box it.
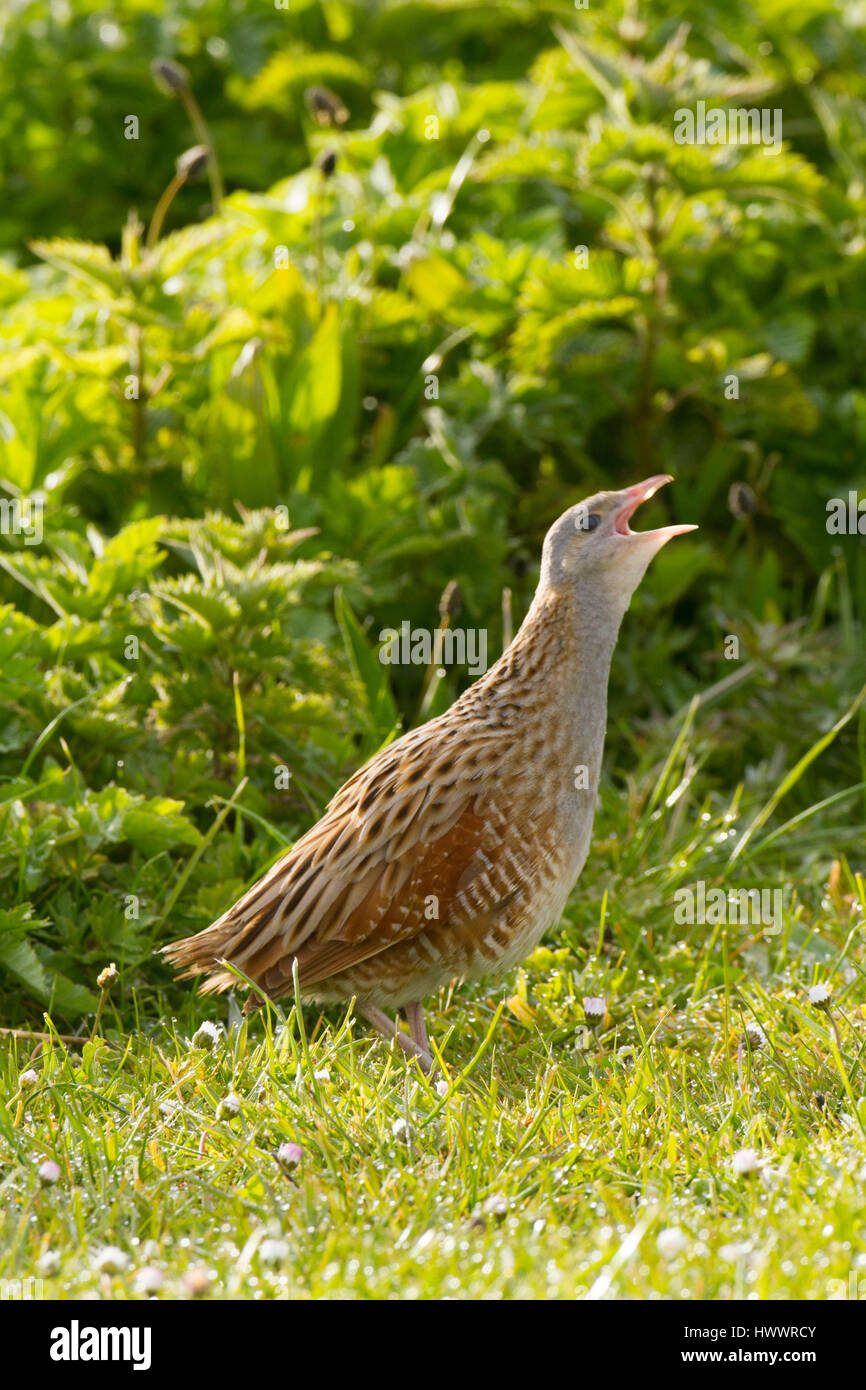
[163,475,695,1072]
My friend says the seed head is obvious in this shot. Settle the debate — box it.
[439,580,462,622]
[315,148,338,179]
[176,145,211,181]
[728,482,757,519]
[151,57,190,95]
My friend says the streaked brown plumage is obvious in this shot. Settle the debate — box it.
[164,475,695,1070]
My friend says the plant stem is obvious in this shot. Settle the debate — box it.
[501,586,513,651]
[0,1027,91,1045]
[131,323,146,464]
[146,171,185,250]
[180,89,223,211]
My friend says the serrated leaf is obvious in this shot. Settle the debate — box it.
[30,239,126,295]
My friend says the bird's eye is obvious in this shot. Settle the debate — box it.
[582,514,601,532]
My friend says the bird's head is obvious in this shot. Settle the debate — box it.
[539,474,696,610]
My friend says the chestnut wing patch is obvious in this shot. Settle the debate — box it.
[250,801,535,999]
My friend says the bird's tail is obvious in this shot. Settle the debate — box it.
[160,918,244,996]
[161,850,299,1001]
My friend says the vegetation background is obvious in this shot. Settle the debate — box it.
[0,0,864,1302]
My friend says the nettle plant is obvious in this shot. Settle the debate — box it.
[2,11,864,614]
[0,509,375,1017]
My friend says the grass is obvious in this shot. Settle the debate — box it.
[0,703,864,1302]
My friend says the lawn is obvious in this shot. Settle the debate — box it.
[3,693,864,1300]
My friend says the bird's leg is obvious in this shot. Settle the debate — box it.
[358,1001,434,1075]
[405,1001,429,1055]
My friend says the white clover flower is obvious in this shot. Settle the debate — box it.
[743,1022,767,1050]
[259,1238,290,1267]
[583,996,606,1027]
[182,1266,210,1296]
[657,1227,689,1260]
[216,1091,241,1119]
[92,1246,129,1275]
[276,1142,302,1173]
[732,1147,762,1177]
[134,1266,164,1294]
[191,1021,220,1051]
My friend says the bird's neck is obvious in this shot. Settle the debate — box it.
[519,579,625,684]
[473,578,626,752]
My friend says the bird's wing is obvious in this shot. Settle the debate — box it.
[163,718,544,999]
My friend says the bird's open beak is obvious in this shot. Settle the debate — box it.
[614,474,698,545]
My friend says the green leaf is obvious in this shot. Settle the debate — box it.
[123,799,203,857]
[404,257,468,314]
[29,238,126,295]
[284,303,343,437]
[334,589,399,742]
[0,909,52,999]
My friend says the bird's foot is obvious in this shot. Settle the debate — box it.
[358,1001,435,1076]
